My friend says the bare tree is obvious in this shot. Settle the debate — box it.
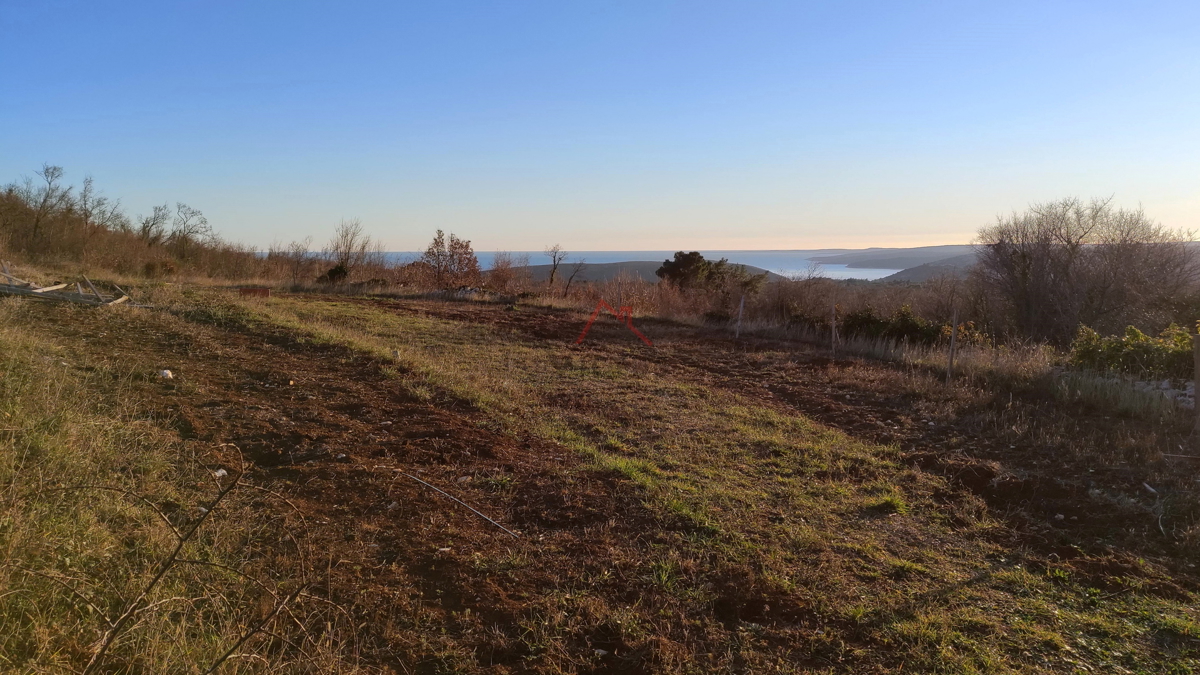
[137,204,171,246]
[562,258,587,297]
[976,197,1198,343]
[27,164,71,241]
[167,203,211,260]
[287,237,314,285]
[544,244,566,287]
[487,251,518,292]
[269,237,316,286]
[77,176,129,243]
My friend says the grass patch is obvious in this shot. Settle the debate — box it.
[0,300,253,671]
[0,298,360,673]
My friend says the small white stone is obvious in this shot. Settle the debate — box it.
[159,369,174,379]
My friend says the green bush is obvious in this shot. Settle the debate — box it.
[1070,324,1193,379]
[841,306,942,346]
[787,305,991,349]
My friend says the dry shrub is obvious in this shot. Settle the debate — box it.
[485,251,531,292]
[977,197,1200,344]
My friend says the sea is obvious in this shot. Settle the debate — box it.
[382,250,901,281]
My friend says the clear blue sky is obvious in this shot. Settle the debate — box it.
[3,1,1198,250]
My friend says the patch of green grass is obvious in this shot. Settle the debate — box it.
[1151,613,1199,640]
[866,493,910,515]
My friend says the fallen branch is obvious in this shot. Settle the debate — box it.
[401,473,520,538]
[0,262,35,286]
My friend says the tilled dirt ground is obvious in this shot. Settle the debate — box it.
[26,300,700,671]
[19,293,1200,672]
[356,295,1200,576]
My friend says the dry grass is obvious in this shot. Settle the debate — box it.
[0,298,246,670]
[0,297,365,673]
[5,281,1196,673]
[223,291,1200,674]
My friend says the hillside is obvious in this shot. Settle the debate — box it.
[4,284,1197,673]
[810,245,977,270]
[881,253,979,282]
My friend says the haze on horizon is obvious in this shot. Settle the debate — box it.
[2,1,1198,252]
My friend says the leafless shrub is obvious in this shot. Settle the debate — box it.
[562,258,586,297]
[976,197,1199,344]
[486,251,520,292]
[321,218,383,283]
[268,237,320,287]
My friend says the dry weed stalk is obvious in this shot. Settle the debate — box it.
[7,446,311,674]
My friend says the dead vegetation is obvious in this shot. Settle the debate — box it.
[2,202,1200,672]
[5,285,1193,673]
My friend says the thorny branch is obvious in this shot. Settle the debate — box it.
[82,463,244,674]
[202,584,307,675]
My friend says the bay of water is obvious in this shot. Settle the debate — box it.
[384,250,901,281]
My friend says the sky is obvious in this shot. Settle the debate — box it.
[2,1,1199,251]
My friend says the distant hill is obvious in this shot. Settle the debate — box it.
[810,245,977,270]
[881,253,978,282]
[518,261,787,284]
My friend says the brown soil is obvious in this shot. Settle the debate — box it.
[361,296,1200,573]
[366,295,1200,598]
[21,294,1199,672]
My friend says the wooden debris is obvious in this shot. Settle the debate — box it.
[83,275,104,301]
[0,263,148,307]
[31,283,68,293]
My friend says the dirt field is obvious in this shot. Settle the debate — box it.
[11,290,1199,673]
